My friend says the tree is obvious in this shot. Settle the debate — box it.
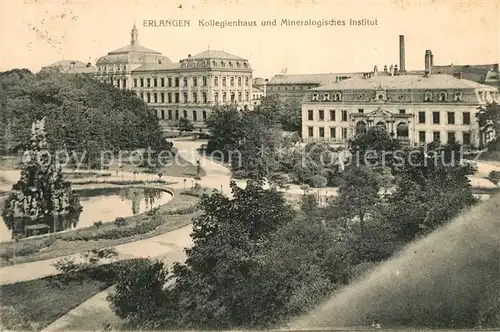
[487,170,500,186]
[349,126,401,168]
[178,117,194,135]
[334,165,381,234]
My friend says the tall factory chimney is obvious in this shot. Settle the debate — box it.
[425,50,432,76]
[399,35,406,74]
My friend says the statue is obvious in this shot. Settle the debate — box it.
[2,118,82,238]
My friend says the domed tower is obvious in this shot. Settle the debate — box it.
[95,24,172,89]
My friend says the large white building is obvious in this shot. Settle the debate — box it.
[301,70,499,149]
[44,24,253,129]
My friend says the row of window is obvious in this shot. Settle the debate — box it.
[311,91,466,102]
[133,76,250,88]
[181,59,249,69]
[157,109,208,122]
[306,109,472,125]
[306,126,472,145]
[139,91,250,104]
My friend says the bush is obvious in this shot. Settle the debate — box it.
[94,221,103,228]
[114,217,127,227]
[108,259,170,327]
[309,175,328,188]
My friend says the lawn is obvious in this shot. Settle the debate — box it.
[0,259,145,331]
[0,188,200,267]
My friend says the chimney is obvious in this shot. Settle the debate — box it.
[425,50,432,76]
[394,64,398,75]
[399,35,406,73]
[384,65,388,72]
[374,65,378,76]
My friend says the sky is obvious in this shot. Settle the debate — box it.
[1,0,499,79]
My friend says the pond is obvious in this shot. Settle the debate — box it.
[0,187,173,242]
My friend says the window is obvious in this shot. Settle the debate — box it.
[153,78,158,87]
[238,92,242,102]
[432,112,440,124]
[214,77,219,86]
[160,109,165,120]
[168,93,172,103]
[223,92,227,102]
[341,110,348,122]
[463,132,471,145]
[308,127,314,137]
[183,77,188,87]
[140,93,144,100]
[222,77,226,86]
[146,93,151,103]
[161,78,165,87]
[230,77,234,86]
[193,92,197,103]
[175,77,179,87]
[454,92,462,101]
[334,92,342,101]
[168,77,172,87]
[323,93,330,101]
[439,92,447,102]
[329,110,336,121]
[203,92,207,103]
[358,109,364,114]
[245,77,249,86]
[308,110,314,121]
[161,93,165,103]
[447,112,455,124]
[193,77,198,87]
[202,76,207,86]
[463,112,471,125]
[318,110,324,121]
[238,77,242,86]
[193,111,197,122]
[183,93,188,103]
[140,78,144,87]
[424,91,433,102]
[153,93,158,103]
[116,80,120,88]
[419,131,426,144]
[418,111,426,124]
[230,92,235,102]
[312,93,319,101]
[175,93,179,103]
[183,110,187,118]
[245,92,249,101]
[433,131,441,142]
[447,131,456,143]
[147,78,151,87]
[330,127,336,139]
[168,110,172,120]
[175,110,179,120]
[215,92,219,103]
[134,79,137,87]
[342,128,348,139]
[319,127,325,138]
[399,109,406,114]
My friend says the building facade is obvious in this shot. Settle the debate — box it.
[301,71,500,149]
[92,24,253,129]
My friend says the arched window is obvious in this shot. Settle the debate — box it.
[396,122,409,137]
[355,121,367,136]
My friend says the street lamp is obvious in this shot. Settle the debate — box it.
[183,178,187,192]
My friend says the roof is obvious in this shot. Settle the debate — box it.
[132,63,181,72]
[186,50,245,60]
[312,74,498,91]
[268,72,360,85]
[108,44,161,55]
[253,86,264,93]
[44,60,88,68]
[66,66,97,74]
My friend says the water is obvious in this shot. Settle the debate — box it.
[291,193,500,329]
[0,187,173,242]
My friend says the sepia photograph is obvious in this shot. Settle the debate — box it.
[0,0,499,331]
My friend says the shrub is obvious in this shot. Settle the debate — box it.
[309,175,328,188]
[114,217,127,227]
[94,221,103,228]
